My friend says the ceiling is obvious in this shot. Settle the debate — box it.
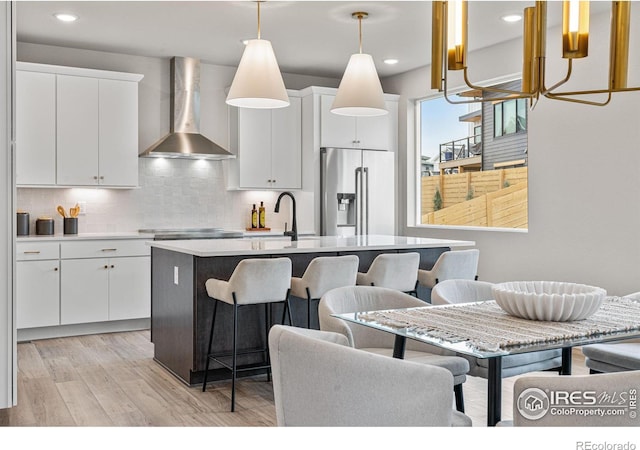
[16,1,611,79]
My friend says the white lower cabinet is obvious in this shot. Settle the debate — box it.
[16,238,150,332]
[16,260,60,329]
[16,242,61,329]
[108,256,151,321]
[61,258,109,325]
[60,255,150,325]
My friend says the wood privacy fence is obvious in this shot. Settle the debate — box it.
[421,167,528,228]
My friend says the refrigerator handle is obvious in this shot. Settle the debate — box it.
[355,167,362,235]
[364,167,369,235]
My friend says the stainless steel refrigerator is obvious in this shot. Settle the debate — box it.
[320,147,395,236]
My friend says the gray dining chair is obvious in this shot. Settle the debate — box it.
[431,279,563,378]
[318,285,470,412]
[268,324,472,427]
[581,291,640,374]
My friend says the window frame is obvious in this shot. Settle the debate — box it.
[493,98,528,138]
[410,74,528,233]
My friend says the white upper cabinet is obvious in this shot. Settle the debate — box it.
[15,71,56,185]
[98,79,139,186]
[271,96,302,189]
[319,94,398,151]
[229,92,302,190]
[16,62,143,188]
[56,75,100,185]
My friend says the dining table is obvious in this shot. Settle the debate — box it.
[334,296,640,426]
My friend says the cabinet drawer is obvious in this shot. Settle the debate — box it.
[16,242,60,261]
[61,239,150,259]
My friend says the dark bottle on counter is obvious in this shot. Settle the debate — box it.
[251,204,258,228]
[259,201,266,229]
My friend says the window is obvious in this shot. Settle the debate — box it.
[416,79,528,230]
[474,125,482,144]
[494,98,527,137]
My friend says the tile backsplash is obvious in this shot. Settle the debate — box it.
[17,158,314,234]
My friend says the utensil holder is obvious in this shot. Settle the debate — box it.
[64,217,78,235]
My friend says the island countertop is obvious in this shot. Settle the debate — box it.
[148,234,475,257]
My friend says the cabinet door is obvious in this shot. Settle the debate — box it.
[60,258,109,325]
[238,108,272,189]
[108,256,150,320]
[356,100,396,151]
[56,75,99,186]
[16,260,60,329]
[319,95,357,148]
[16,71,57,186]
[99,79,139,187]
[271,96,301,189]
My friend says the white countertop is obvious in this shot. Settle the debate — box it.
[16,232,154,242]
[148,235,476,257]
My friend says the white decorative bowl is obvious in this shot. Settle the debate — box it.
[492,281,606,322]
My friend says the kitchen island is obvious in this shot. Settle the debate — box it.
[148,235,475,386]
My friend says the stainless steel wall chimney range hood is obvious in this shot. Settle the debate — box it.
[140,57,235,160]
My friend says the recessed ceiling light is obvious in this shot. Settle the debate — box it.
[384,59,399,65]
[501,14,522,23]
[54,13,78,22]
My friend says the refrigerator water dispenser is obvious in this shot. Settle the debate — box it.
[336,193,356,229]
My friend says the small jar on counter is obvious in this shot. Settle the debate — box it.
[17,211,29,236]
[35,217,54,235]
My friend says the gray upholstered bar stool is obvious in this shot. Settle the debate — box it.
[356,252,420,296]
[417,249,480,289]
[202,257,292,412]
[290,255,359,328]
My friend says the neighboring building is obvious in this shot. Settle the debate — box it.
[438,79,528,173]
[421,155,437,176]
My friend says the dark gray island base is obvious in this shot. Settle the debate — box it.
[149,236,475,386]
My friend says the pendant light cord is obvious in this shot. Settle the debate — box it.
[257,0,261,40]
[358,14,363,54]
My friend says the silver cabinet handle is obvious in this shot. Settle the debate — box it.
[101,248,117,252]
[23,251,41,254]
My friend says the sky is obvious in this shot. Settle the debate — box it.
[420,96,471,160]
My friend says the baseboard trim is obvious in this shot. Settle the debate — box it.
[17,318,150,342]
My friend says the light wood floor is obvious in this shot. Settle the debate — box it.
[0,329,588,427]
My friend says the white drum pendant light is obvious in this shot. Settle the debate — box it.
[331,12,387,117]
[226,1,289,109]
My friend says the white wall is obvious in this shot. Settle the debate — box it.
[15,42,338,234]
[383,9,640,297]
[1,1,15,409]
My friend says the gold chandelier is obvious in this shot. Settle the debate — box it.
[431,1,639,106]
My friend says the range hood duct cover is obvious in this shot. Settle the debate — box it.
[140,57,235,160]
